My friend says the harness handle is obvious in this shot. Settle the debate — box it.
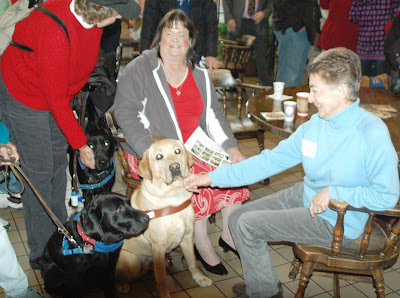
[0,144,78,246]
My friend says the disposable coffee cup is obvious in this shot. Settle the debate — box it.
[273,82,285,99]
[283,101,296,122]
[296,92,309,116]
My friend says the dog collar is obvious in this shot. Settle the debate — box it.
[143,199,192,220]
[68,213,124,254]
[77,157,116,190]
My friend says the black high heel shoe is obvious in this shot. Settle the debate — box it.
[219,237,240,258]
[194,246,228,275]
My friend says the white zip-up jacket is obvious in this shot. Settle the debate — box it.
[114,48,237,157]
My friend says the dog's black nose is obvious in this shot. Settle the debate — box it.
[169,163,181,173]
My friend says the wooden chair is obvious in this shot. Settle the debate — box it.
[105,105,141,198]
[289,198,400,298]
[219,35,256,80]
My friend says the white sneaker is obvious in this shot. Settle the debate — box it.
[0,216,10,231]
[0,192,22,209]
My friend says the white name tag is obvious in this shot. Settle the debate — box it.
[302,139,317,158]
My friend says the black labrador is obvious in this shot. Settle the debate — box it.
[41,192,149,297]
[70,129,116,204]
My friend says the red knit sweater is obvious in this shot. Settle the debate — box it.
[1,0,102,149]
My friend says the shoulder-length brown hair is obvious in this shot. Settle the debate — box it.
[150,9,198,68]
[74,0,118,25]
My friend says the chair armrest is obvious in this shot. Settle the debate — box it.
[239,82,272,91]
[218,38,238,45]
[223,44,253,50]
[328,199,349,212]
[328,198,400,257]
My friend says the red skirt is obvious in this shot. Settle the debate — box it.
[125,152,250,220]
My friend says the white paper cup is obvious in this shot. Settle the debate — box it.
[296,92,309,116]
[273,82,285,99]
[283,101,296,122]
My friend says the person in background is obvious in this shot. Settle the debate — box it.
[350,0,400,76]
[0,121,46,298]
[139,0,221,72]
[115,9,250,275]
[101,0,146,54]
[184,47,399,297]
[223,0,274,85]
[0,117,22,211]
[0,0,140,270]
[272,0,320,87]
[316,0,358,52]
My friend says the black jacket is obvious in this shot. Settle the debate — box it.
[273,0,320,44]
[139,0,218,58]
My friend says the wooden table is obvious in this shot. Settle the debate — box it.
[248,86,400,153]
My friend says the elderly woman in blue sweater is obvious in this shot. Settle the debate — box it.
[184,47,400,298]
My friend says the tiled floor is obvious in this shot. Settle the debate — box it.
[1,82,400,297]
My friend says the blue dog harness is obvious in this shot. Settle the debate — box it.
[77,156,116,190]
[62,212,123,255]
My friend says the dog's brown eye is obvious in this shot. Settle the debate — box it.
[156,154,163,160]
[117,206,124,213]
[175,149,181,154]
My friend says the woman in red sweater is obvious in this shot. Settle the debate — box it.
[0,0,139,269]
[316,0,359,52]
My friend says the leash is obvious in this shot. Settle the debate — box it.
[0,144,78,247]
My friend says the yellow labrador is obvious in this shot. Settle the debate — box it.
[115,139,212,297]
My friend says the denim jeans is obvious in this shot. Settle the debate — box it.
[274,28,310,87]
[0,170,21,195]
[228,183,353,297]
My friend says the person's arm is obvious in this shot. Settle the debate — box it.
[256,0,273,24]
[186,126,304,190]
[114,59,154,157]
[139,0,160,53]
[328,122,399,211]
[222,0,236,33]
[36,25,95,168]
[203,0,221,72]
[205,78,238,152]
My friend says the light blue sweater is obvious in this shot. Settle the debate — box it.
[210,99,399,239]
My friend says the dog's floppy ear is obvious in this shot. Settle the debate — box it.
[81,196,104,240]
[138,149,153,180]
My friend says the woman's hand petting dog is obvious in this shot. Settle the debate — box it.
[79,144,96,169]
[184,173,212,193]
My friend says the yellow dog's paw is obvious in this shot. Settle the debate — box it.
[194,274,213,287]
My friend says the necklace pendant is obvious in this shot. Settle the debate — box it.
[176,90,181,95]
